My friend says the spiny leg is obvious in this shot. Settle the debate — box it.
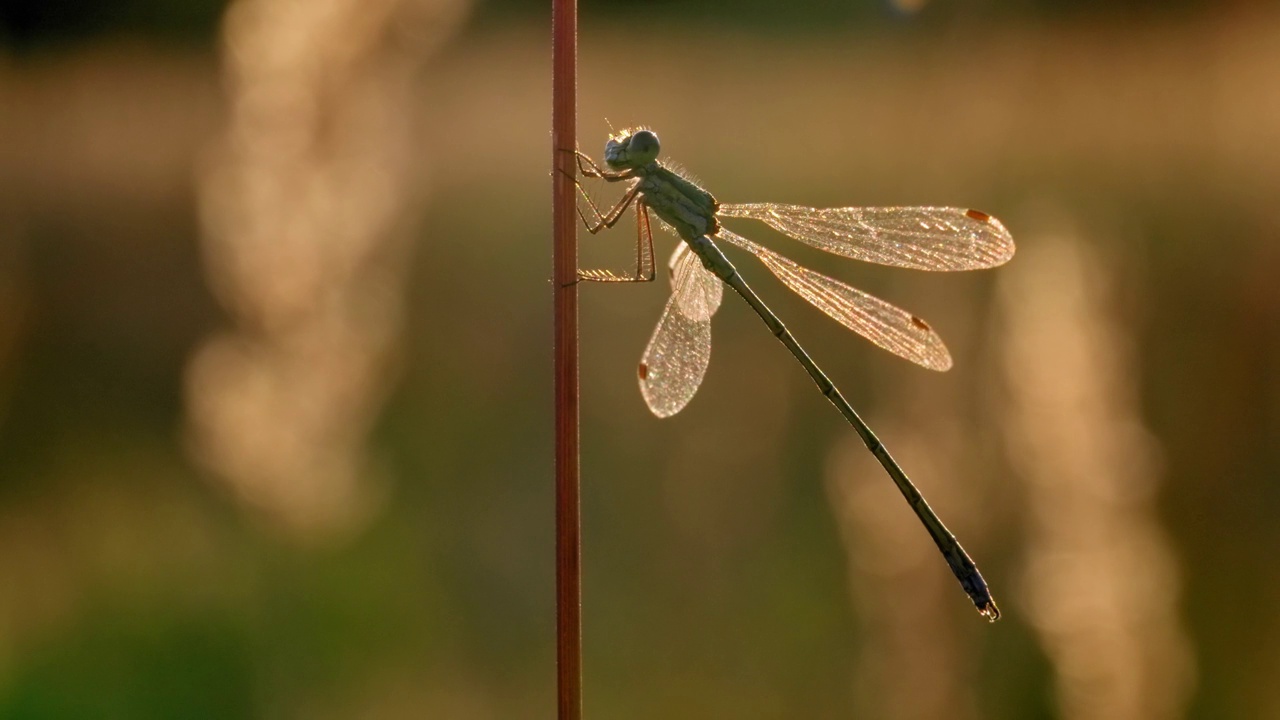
[581,201,657,283]
[577,191,657,284]
[551,148,654,285]
[635,201,656,282]
[581,182,640,234]
[553,156,646,284]
[561,148,631,182]
[552,149,639,231]
[552,148,632,189]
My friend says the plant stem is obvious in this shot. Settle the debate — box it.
[551,0,580,717]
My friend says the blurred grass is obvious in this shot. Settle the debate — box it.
[0,5,1278,718]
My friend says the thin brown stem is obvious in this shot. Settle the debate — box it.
[551,0,581,718]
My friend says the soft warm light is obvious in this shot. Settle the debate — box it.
[187,0,468,537]
[997,227,1196,720]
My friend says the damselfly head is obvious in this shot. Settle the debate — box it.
[604,129,661,170]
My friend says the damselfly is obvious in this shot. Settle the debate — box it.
[570,128,1013,620]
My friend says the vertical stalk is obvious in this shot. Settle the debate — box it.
[551,0,580,718]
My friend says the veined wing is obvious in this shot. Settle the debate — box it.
[650,215,725,321]
[639,243,723,417]
[719,203,1014,271]
[716,228,952,371]
[669,241,723,321]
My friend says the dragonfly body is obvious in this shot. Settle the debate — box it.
[604,129,719,241]
[638,169,720,240]
[575,129,1012,620]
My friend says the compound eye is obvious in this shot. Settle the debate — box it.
[627,130,660,163]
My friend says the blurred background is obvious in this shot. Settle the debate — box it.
[1,0,1277,717]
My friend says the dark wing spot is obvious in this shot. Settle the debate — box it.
[965,209,991,222]
[910,315,931,331]
[638,363,649,380]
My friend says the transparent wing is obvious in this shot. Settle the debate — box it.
[668,242,723,321]
[639,244,723,417]
[719,203,1014,271]
[716,228,952,371]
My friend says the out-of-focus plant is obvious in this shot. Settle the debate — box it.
[997,225,1196,720]
[186,0,469,537]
